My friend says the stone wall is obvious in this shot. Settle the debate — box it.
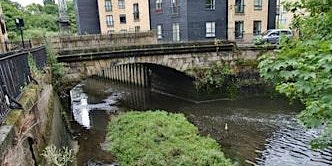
[48,31,157,51]
[0,73,71,166]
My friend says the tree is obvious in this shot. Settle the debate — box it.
[67,0,77,33]
[258,0,332,149]
[43,0,55,5]
[1,0,76,40]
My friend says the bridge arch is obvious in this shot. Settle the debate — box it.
[93,62,194,87]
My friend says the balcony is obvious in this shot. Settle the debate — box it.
[133,12,140,21]
[235,5,245,14]
[106,21,114,27]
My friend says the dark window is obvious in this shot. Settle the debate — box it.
[133,3,139,21]
[118,0,125,9]
[170,0,179,15]
[281,30,292,36]
[235,0,245,13]
[205,0,215,10]
[235,21,244,39]
[254,0,262,10]
[269,31,279,37]
[105,0,112,11]
[120,14,126,24]
[253,21,261,35]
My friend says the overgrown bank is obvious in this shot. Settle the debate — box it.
[193,62,271,98]
[106,111,233,166]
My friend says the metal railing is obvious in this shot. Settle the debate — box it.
[0,40,33,53]
[235,5,245,13]
[0,46,47,123]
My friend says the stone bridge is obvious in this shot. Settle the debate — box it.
[58,41,274,87]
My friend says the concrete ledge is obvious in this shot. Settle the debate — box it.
[0,125,14,162]
[0,84,40,163]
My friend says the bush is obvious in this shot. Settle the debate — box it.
[106,111,233,166]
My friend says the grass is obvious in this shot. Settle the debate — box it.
[106,110,233,166]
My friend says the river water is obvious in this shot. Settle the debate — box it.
[69,78,332,166]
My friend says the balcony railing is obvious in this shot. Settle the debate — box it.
[106,21,114,27]
[254,5,262,10]
[133,12,140,21]
[235,5,245,13]
[235,31,244,39]
[105,5,112,12]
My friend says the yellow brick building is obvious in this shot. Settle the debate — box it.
[228,0,271,43]
[97,0,150,34]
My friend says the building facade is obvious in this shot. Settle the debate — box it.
[97,0,150,34]
[149,0,228,42]
[228,0,276,42]
[276,0,295,29]
[74,0,101,34]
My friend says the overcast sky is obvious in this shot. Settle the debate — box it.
[11,0,45,6]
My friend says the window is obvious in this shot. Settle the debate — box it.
[157,25,163,39]
[133,3,139,21]
[205,0,215,10]
[171,0,179,15]
[253,21,261,35]
[206,22,215,37]
[120,14,126,24]
[235,21,244,39]
[254,0,262,10]
[105,0,112,11]
[156,0,162,12]
[135,26,140,32]
[235,0,244,13]
[106,15,114,26]
[118,0,125,9]
[172,23,180,41]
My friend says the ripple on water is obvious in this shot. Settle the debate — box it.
[257,125,332,166]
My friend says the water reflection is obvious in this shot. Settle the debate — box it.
[70,78,332,166]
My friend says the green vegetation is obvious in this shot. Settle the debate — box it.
[46,45,64,90]
[258,0,332,149]
[28,53,39,75]
[194,62,232,92]
[0,0,76,40]
[41,145,75,166]
[106,111,233,166]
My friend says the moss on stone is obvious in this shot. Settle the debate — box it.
[3,110,24,126]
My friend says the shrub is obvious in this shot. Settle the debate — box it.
[106,111,233,166]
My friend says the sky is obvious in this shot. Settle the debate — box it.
[11,0,44,6]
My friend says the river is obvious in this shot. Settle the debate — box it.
[69,78,332,166]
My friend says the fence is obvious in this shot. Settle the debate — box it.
[0,46,47,123]
[0,40,35,53]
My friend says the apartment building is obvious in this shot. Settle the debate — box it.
[75,0,150,34]
[98,0,150,34]
[149,0,228,42]
[74,0,101,34]
[228,0,277,42]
